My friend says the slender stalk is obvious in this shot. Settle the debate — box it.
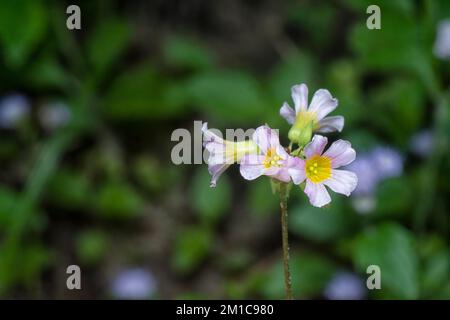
[279,183,293,300]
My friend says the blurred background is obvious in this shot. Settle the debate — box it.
[0,0,449,299]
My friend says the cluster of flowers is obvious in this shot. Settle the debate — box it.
[202,84,358,207]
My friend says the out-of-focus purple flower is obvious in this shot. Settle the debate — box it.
[0,94,30,128]
[39,101,71,131]
[347,146,402,214]
[410,130,434,158]
[351,195,376,215]
[110,268,156,299]
[434,19,450,60]
[323,272,366,300]
[371,146,403,180]
[346,153,379,196]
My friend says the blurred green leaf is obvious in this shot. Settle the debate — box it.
[95,181,144,219]
[225,279,249,299]
[431,0,450,22]
[0,186,17,228]
[268,52,316,106]
[0,0,47,68]
[0,139,20,159]
[20,245,52,287]
[0,187,46,233]
[289,197,355,242]
[0,244,52,292]
[369,77,425,145]
[87,19,131,78]
[103,64,187,120]
[26,53,70,89]
[171,226,213,274]
[349,10,430,78]
[342,0,414,13]
[176,292,208,300]
[164,35,214,71]
[352,223,419,299]
[164,80,192,113]
[344,130,380,152]
[325,60,363,127]
[421,250,450,297]
[75,229,109,266]
[186,70,268,123]
[375,176,413,216]
[220,249,253,273]
[261,251,336,299]
[417,235,450,298]
[191,168,231,225]
[47,168,92,209]
[418,234,447,259]
[132,155,164,193]
[287,2,336,50]
[247,178,278,216]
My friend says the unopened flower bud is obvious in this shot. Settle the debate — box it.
[288,120,313,147]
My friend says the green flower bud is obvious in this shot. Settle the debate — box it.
[288,119,314,147]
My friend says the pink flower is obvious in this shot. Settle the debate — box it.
[289,135,357,207]
[202,123,258,187]
[280,84,344,138]
[239,125,303,183]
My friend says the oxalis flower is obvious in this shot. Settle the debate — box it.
[280,84,344,146]
[202,123,258,187]
[289,135,358,207]
[239,125,302,183]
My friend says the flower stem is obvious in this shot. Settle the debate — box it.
[279,183,293,300]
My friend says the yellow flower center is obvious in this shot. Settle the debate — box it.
[263,147,282,168]
[305,155,332,183]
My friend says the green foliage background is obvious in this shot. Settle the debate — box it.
[0,0,449,299]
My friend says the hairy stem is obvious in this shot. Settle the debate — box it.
[279,183,293,300]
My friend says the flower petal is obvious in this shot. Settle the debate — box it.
[275,168,291,183]
[202,122,224,145]
[323,169,358,196]
[304,180,331,207]
[266,167,291,183]
[208,163,231,187]
[276,144,289,159]
[279,102,296,125]
[239,155,266,180]
[316,116,344,133]
[202,122,231,164]
[240,154,265,165]
[253,125,281,153]
[291,84,308,113]
[286,157,306,185]
[308,89,338,121]
[304,134,328,158]
[206,149,227,166]
[323,139,356,168]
